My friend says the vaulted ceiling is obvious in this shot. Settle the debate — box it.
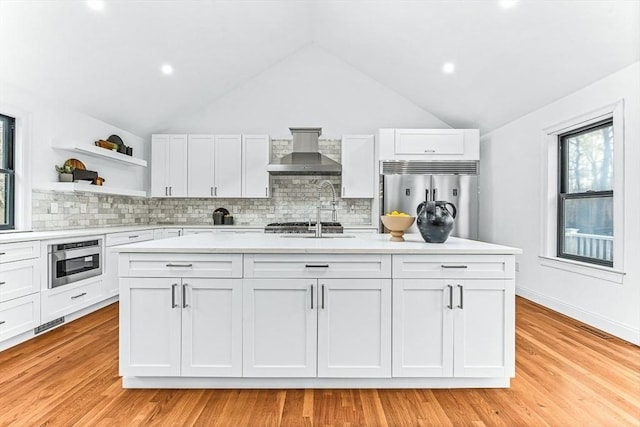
[1,0,638,135]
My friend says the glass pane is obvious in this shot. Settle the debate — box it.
[0,118,4,168]
[0,173,7,227]
[565,123,613,193]
[563,196,613,263]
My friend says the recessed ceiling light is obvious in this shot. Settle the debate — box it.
[442,62,455,74]
[161,64,174,75]
[500,0,518,9]
[86,1,105,11]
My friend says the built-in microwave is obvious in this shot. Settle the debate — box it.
[48,238,103,288]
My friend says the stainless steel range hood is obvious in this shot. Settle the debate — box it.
[267,127,341,175]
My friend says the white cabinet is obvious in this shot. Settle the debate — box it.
[120,277,242,377]
[341,135,375,198]
[40,277,104,323]
[187,134,242,198]
[0,293,41,342]
[242,135,271,198]
[378,128,480,161]
[0,240,42,344]
[243,254,392,378]
[151,134,188,197]
[392,255,515,378]
[243,278,317,377]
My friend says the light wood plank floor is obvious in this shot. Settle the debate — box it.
[0,297,638,426]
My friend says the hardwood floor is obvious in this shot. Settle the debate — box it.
[0,297,638,426]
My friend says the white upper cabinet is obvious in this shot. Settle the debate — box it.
[151,134,188,197]
[378,129,480,161]
[341,135,375,198]
[242,135,271,198]
[187,134,242,198]
[214,135,242,198]
[187,134,216,197]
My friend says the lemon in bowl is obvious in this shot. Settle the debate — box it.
[381,211,415,242]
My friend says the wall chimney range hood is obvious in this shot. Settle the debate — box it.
[267,127,341,175]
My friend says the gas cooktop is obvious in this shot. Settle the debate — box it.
[264,222,343,234]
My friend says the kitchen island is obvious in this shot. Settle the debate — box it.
[116,233,521,389]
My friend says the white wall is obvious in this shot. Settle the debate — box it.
[164,44,450,138]
[479,62,640,344]
[0,80,148,229]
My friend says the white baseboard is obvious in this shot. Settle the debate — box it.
[517,286,640,346]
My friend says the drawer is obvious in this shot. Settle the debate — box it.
[41,277,104,323]
[393,255,514,279]
[0,241,40,264]
[119,253,242,278]
[106,229,155,247]
[0,258,41,302]
[244,254,391,279]
[0,293,41,342]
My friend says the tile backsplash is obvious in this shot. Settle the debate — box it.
[31,139,374,230]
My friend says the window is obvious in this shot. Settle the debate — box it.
[0,113,15,230]
[557,119,613,267]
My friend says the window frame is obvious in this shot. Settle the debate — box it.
[539,100,625,284]
[556,119,614,267]
[0,113,16,231]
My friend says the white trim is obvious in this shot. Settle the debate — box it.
[0,102,33,231]
[540,100,625,274]
[538,256,625,284]
[122,376,510,389]
[517,287,639,346]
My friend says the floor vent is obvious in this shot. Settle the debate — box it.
[34,317,65,334]
[578,325,611,339]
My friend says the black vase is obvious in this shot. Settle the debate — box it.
[416,201,457,243]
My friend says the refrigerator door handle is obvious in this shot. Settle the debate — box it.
[433,188,437,201]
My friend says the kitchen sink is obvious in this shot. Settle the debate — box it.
[278,233,356,239]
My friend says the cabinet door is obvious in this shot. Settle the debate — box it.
[0,293,40,342]
[392,279,454,377]
[317,278,391,377]
[151,135,169,197]
[0,258,40,303]
[243,278,317,377]
[181,278,242,377]
[341,135,375,198]
[167,135,188,197]
[214,135,242,198]
[120,278,181,377]
[453,280,507,378]
[394,129,464,155]
[188,135,215,197]
[242,135,270,198]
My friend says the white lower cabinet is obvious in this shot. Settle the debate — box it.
[120,277,242,377]
[392,254,514,379]
[243,276,391,378]
[41,277,104,323]
[0,293,41,342]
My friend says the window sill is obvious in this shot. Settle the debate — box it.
[538,256,625,284]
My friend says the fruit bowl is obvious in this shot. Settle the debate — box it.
[380,214,415,242]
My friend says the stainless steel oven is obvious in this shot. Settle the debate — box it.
[48,238,103,288]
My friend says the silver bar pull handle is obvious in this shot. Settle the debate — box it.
[310,284,314,309]
[321,284,325,309]
[165,263,193,268]
[128,235,139,239]
[447,285,453,309]
[182,283,189,308]
[171,283,178,308]
[165,187,168,196]
[71,292,87,300]
[265,187,268,196]
[0,252,5,255]
[305,264,329,268]
[0,281,6,285]
[424,149,436,153]
[441,265,468,269]
[214,187,217,196]
[0,320,5,325]
[170,186,172,196]
[457,284,464,309]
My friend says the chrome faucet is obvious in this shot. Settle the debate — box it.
[310,180,338,238]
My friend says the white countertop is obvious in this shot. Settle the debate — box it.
[0,224,376,244]
[113,232,522,255]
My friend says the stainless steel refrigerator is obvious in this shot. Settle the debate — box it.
[381,162,479,239]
